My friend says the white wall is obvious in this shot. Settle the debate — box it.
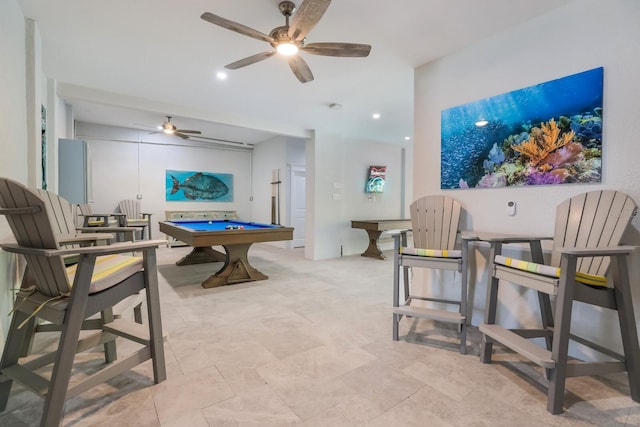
[307,131,411,259]
[413,0,640,358]
[0,1,30,346]
[76,122,254,239]
[251,135,306,248]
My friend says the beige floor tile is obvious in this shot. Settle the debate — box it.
[1,245,638,426]
[201,383,301,426]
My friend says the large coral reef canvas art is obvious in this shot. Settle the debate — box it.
[441,67,603,189]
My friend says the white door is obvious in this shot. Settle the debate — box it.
[290,167,306,248]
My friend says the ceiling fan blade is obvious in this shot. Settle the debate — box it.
[288,0,331,41]
[175,132,191,139]
[176,130,202,135]
[225,51,276,69]
[302,42,371,57]
[201,12,275,43]
[288,55,314,83]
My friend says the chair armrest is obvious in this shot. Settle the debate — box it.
[76,226,140,233]
[473,231,553,243]
[0,239,166,257]
[560,246,637,257]
[59,233,114,245]
[80,213,125,227]
[461,230,478,241]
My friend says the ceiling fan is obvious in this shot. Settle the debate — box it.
[200,0,371,83]
[157,116,202,139]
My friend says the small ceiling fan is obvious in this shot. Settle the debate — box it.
[157,116,202,139]
[200,0,371,83]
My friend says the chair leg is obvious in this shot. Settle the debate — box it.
[529,240,555,350]
[143,249,166,384]
[480,242,502,363]
[459,241,469,355]
[19,316,37,357]
[41,270,94,427]
[459,323,467,355]
[134,301,143,324]
[101,308,117,363]
[547,254,577,414]
[0,309,31,412]
[392,234,401,341]
[392,313,399,340]
[611,255,640,402]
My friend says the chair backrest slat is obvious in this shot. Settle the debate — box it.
[0,178,71,296]
[37,189,76,235]
[410,195,461,250]
[119,199,140,219]
[551,190,636,276]
[37,189,82,250]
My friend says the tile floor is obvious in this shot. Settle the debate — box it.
[1,244,639,426]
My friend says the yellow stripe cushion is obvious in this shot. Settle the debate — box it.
[87,219,118,227]
[494,255,607,287]
[400,247,462,258]
[66,254,143,294]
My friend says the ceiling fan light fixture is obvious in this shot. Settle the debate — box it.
[277,42,299,56]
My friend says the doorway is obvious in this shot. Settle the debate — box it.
[289,165,306,248]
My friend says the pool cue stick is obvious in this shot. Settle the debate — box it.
[276,169,281,225]
[270,169,279,225]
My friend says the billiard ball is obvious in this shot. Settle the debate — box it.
[238,226,244,230]
[225,225,233,230]
[208,221,212,224]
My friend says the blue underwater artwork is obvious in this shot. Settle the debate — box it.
[166,170,233,201]
[441,67,603,189]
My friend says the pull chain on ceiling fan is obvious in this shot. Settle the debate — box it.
[200,0,371,83]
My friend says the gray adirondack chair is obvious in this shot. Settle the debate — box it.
[479,190,640,414]
[392,195,470,353]
[14,190,143,356]
[39,191,137,244]
[0,177,166,427]
[118,199,152,240]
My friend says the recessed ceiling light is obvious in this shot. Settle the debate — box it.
[372,113,381,119]
[216,71,228,80]
[404,136,411,141]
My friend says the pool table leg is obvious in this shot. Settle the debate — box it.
[202,243,268,288]
[176,247,227,266]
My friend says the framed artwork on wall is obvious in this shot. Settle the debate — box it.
[441,67,603,189]
[366,166,386,193]
[166,169,233,201]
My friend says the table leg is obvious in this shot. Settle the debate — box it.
[176,246,227,266]
[361,230,385,259]
[202,243,268,288]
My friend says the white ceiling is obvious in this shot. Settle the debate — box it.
[17,0,572,145]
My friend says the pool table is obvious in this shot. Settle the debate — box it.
[159,219,294,288]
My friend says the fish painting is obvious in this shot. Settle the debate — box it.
[170,172,229,200]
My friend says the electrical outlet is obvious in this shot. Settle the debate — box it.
[136,194,143,200]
